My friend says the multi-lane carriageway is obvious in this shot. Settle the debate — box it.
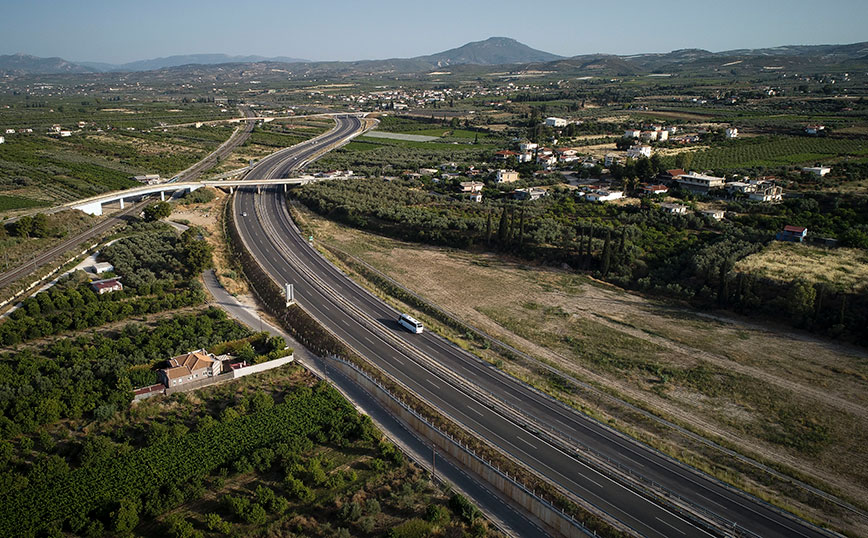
[233,114,833,538]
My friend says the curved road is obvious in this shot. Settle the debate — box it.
[234,116,832,538]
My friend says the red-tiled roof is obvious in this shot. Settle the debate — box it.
[783,225,806,233]
[665,169,686,177]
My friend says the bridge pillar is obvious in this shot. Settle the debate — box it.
[160,191,166,201]
[119,198,125,210]
[284,183,287,193]
[257,185,261,195]
[229,186,234,194]
[74,201,104,216]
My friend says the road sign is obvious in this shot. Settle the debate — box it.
[285,283,295,307]
[308,235,314,243]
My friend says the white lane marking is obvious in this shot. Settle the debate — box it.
[517,436,538,451]
[468,406,485,417]
[426,378,440,390]
[655,517,687,535]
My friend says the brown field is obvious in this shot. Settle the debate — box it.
[736,242,868,293]
[291,203,868,535]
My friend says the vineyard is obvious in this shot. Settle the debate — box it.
[0,384,361,536]
[673,136,868,170]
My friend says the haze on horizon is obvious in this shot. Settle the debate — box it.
[2,0,867,64]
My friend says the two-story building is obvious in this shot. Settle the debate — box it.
[676,172,725,193]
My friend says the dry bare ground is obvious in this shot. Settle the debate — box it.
[292,203,868,534]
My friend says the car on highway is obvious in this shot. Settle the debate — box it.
[241,211,248,217]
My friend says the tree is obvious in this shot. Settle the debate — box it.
[111,498,140,535]
[600,229,612,276]
[786,279,817,324]
[31,213,50,238]
[11,215,34,237]
[143,202,172,222]
[180,240,213,273]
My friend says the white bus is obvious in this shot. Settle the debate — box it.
[398,313,423,334]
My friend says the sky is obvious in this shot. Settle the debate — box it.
[1,0,866,64]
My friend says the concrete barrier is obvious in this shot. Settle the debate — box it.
[231,355,294,378]
[328,355,597,538]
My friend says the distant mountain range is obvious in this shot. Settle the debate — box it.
[1,37,866,76]
[76,53,311,72]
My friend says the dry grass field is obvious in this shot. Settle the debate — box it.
[736,242,868,293]
[291,202,868,535]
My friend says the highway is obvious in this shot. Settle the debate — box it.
[233,115,832,538]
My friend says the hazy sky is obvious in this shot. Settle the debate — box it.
[2,0,866,63]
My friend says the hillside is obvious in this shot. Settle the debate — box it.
[0,53,95,75]
[413,36,563,67]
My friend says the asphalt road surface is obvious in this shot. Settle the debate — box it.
[233,115,832,538]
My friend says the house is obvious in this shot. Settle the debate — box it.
[802,166,831,177]
[626,145,652,159]
[556,147,578,158]
[624,129,642,138]
[604,154,622,167]
[639,184,669,196]
[517,152,533,163]
[77,121,87,128]
[459,181,484,193]
[496,169,520,183]
[91,278,123,294]
[158,349,223,388]
[514,187,547,201]
[676,172,725,193]
[725,127,738,139]
[91,262,114,274]
[59,130,72,137]
[656,130,669,142]
[640,130,659,142]
[660,169,686,182]
[699,209,725,220]
[545,117,567,127]
[0,136,4,145]
[748,184,783,202]
[776,225,808,242]
[519,141,538,152]
[493,150,517,161]
[536,154,557,167]
[418,168,439,176]
[132,174,161,184]
[584,189,624,203]
[468,192,483,203]
[439,162,459,172]
[659,202,688,214]
[805,125,825,135]
[3,128,14,134]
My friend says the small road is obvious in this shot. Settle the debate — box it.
[201,269,545,537]
[171,105,256,182]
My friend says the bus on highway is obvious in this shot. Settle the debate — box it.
[398,313,423,334]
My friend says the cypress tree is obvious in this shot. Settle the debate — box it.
[485,210,493,245]
[497,206,509,244]
[600,229,612,276]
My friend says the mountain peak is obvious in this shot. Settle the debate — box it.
[415,37,563,66]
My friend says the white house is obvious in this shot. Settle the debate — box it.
[626,145,652,159]
[496,169,520,183]
[657,130,669,142]
[677,172,725,192]
[468,192,483,203]
[517,152,533,163]
[699,209,725,220]
[459,181,484,193]
[725,127,738,139]
[545,117,568,128]
[91,262,114,274]
[59,130,72,137]
[748,185,783,202]
[514,187,547,201]
[91,278,123,295]
[604,154,621,167]
[584,190,624,203]
[640,130,659,142]
[659,202,688,214]
[802,166,831,177]
[624,129,642,138]
[0,136,4,145]
[805,125,825,135]
[519,141,538,152]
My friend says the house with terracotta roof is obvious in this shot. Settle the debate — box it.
[158,349,223,388]
[91,278,123,295]
[493,150,517,161]
[639,184,669,196]
[776,225,808,243]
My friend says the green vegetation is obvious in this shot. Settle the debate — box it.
[666,136,868,171]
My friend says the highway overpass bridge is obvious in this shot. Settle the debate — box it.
[67,177,323,216]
